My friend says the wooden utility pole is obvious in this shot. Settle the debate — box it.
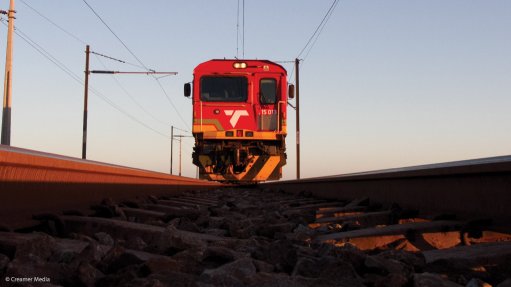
[1,0,15,145]
[82,45,90,159]
[295,58,300,179]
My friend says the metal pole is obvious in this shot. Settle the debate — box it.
[1,0,15,145]
[82,45,90,159]
[179,136,182,177]
[170,125,174,174]
[295,58,300,179]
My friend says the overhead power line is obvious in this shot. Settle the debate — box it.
[154,78,190,132]
[17,0,178,135]
[19,0,87,45]
[297,0,340,60]
[92,50,155,71]
[81,0,190,130]
[81,0,149,71]
[93,55,177,129]
[242,0,245,58]
[236,0,239,58]
[0,21,171,139]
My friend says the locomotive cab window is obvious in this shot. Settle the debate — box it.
[200,76,247,102]
[260,78,277,104]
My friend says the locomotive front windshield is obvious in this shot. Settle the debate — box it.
[200,76,248,102]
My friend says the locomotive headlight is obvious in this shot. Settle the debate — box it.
[233,62,247,69]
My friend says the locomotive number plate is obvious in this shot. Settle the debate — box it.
[260,109,277,115]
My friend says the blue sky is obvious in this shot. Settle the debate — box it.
[1,1,510,179]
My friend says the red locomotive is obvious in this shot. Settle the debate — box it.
[184,59,293,182]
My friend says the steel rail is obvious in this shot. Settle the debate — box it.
[0,145,222,229]
[262,155,511,227]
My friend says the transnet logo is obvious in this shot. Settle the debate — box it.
[224,110,249,128]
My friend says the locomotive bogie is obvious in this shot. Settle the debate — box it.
[193,139,286,182]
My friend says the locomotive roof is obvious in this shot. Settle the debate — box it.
[194,59,287,75]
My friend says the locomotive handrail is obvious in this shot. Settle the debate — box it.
[200,100,203,132]
[277,100,286,132]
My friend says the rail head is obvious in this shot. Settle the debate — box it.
[0,145,223,229]
[262,155,511,227]
[276,155,511,184]
[0,145,219,185]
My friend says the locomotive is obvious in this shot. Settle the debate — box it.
[184,59,294,182]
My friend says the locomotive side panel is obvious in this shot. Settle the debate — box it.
[189,59,288,182]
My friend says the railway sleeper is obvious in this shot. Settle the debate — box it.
[287,199,328,207]
[315,210,394,225]
[314,219,503,251]
[1,188,510,286]
[120,207,167,223]
[169,196,219,206]
[0,231,169,262]
[157,199,203,208]
[287,201,347,211]
[141,203,202,220]
[316,205,367,216]
[158,197,218,206]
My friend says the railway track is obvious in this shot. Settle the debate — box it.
[1,146,511,286]
[0,146,220,229]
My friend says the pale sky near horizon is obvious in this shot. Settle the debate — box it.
[1,1,510,179]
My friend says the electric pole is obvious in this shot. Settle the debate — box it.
[170,125,174,174]
[81,45,177,159]
[1,0,15,145]
[173,135,185,176]
[179,135,182,176]
[172,134,192,177]
[82,45,90,159]
[295,58,300,179]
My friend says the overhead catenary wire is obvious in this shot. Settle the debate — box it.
[288,0,340,81]
[235,0,246,59]
[154,78,190,133]
[20,1,150,74]
[236,0,239,58]
[302,0,340,62]
[287,0,340,81]
[91,50,155,72]
[81,0,149,72]
[19,0,87,45]
[172,126,190,134]
[81,0,190,130]
[0,19,81,86]
[0,20,171,139]
[16,0,179,135]
[93,55,176,129]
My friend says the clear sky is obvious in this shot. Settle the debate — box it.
[0,1,510,179]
